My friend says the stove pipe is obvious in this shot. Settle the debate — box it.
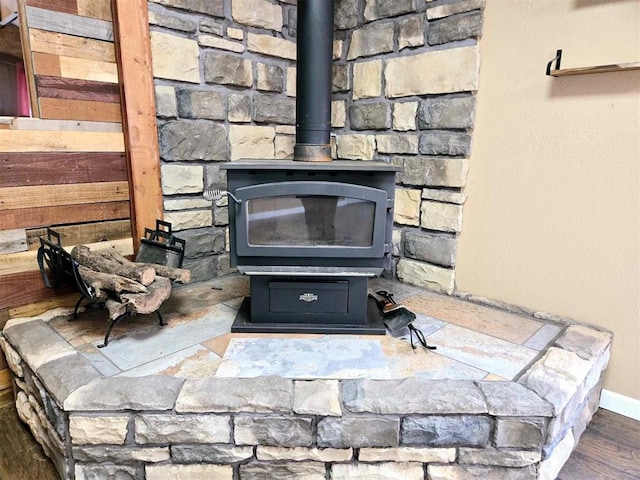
[293,0,334,162]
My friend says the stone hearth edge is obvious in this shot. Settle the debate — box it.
[0,318,611,480]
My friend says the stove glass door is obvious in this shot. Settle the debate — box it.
[234,181,387,258]
[247,195,375,247]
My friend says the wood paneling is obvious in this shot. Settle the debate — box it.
[33,52,118,83]
[0,129,124,152]
[26,220,131,250]
[26,6,113,42]
[8,117,122,132]
[36,75,120,103]
[26,0,77,15]
[0,201,130,230]
[39,97,122,122]
[113,0,163,251]
[8,292,78,319]
[0,270,74,309]
[0,181,129,211]
[77,0,112,21]
[30,29,115,62]
[1,152,127,187]
[1,238,133,276]
[32,52,61,77]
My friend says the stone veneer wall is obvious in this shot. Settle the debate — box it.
[0,320,611,479]
[149,0,483,292]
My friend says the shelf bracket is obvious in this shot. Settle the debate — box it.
[546,49,563,76]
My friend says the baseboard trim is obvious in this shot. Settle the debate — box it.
[600,389,640,421]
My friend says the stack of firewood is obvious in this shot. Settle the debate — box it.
[70,246,191,320]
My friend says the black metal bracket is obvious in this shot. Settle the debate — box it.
[546,49,563,76]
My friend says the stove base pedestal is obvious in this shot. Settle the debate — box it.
[230,296,386,335]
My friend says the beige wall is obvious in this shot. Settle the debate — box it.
[457,0,640,400]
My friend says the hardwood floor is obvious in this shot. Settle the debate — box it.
[558,409,640,480]
[0,389,58,480]
[0,386,638,480]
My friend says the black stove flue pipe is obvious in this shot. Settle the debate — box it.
[293,0,334,162]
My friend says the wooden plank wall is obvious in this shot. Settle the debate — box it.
[0,0,134,335]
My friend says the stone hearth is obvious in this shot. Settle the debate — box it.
[0,277,611,480]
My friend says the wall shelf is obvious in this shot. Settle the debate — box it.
[546,49,640,77]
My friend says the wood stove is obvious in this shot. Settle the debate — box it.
[216,0,399,333]
[221,160,399,334]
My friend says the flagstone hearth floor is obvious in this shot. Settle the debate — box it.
[38,275,562,382]
[1,274,613,480]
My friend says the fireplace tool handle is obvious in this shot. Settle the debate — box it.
[204,187,242,204]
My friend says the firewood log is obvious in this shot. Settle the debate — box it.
[100,248,191,284]
[105,298,127,320]
[71,245,156,286]
[118,276,172,315]
[78,266,148,294]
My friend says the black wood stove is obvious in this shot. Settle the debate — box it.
[221,160,398,334]
[217,0,399,334]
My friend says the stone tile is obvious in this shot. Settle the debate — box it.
[135,414,230,444]
[146,464,232,480]
[171,444,252,463]
[403,293,542,344]
[333,462,423,480]
[256,446,352,462]
[426,325,538,379]
[378,334,487,381]
[239,462,324,480]
[98,303,237,371]
[458,448,541,467]
[77,344,121,377]
[49,308,158,348]
[293,380,341,416]
[401,416,491,447]
[175,376,293,413]
[524,323,563,350]
[318,416,399,448]
[554,325,611,361]
[518,347,592,413]
[235,416,313,447]
[428,465,537,480]
[64,376,184,411]
[343,378,487,414]
[203,332,324,357]
[359,446,455,463]
[215,337,393,379]
[478,382,553,417]
[36,353,102,404]
[368,277,424,301]
[3,319,76,371]
[117,345,222,378]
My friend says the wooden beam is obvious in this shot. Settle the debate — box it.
[112,0,163,253]
[18,0,40,117]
